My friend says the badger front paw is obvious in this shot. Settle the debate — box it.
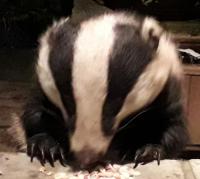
[27,133,66,167]
[133,144,164,168]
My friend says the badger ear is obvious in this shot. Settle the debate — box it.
[148,29,160,49]
[141,17,163,41]
[140,17,164,49]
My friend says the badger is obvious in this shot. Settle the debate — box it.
[21,12,188,169]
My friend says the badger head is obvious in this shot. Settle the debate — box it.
[36,12,182,168]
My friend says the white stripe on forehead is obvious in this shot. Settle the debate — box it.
[36,26,68,121]
[71,13,138,152]
[71,15,115,152]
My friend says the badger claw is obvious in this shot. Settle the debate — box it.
[27,133,66,167]
[48,151,55,167]
[133,144,163,168]
[40,147,45,165]
[49,147,57,167]
[30,143,36,162]
[58,148,67,167]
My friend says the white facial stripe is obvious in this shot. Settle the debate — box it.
[36,29,68,121]
[71,15,120,153]
[116,33,182,124]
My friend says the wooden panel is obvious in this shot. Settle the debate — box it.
[187,76,200,144]
[183,75,191,115]
[175,35,200,52]
[175,35,200,43]
[184,65,200,76]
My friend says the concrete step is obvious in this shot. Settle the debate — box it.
[0,152,200,179]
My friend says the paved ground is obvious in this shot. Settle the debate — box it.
[0,152,200,179]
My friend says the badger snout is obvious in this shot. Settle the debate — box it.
[74,148,104,169]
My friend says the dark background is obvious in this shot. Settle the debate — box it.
[0,0,199,49]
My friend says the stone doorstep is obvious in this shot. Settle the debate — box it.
[0,152,200,179]
[189,160,200,179]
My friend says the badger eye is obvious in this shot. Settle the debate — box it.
[102,117,115,136]
[66,114,76,133]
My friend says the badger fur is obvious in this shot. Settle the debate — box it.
[21,12,188,169]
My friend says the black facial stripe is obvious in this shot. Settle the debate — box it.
[102,23,156,135]
[48,20,78,130]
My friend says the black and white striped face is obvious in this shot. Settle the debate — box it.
[36,13,182,167]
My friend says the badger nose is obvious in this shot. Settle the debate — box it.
[75,149,103,168]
